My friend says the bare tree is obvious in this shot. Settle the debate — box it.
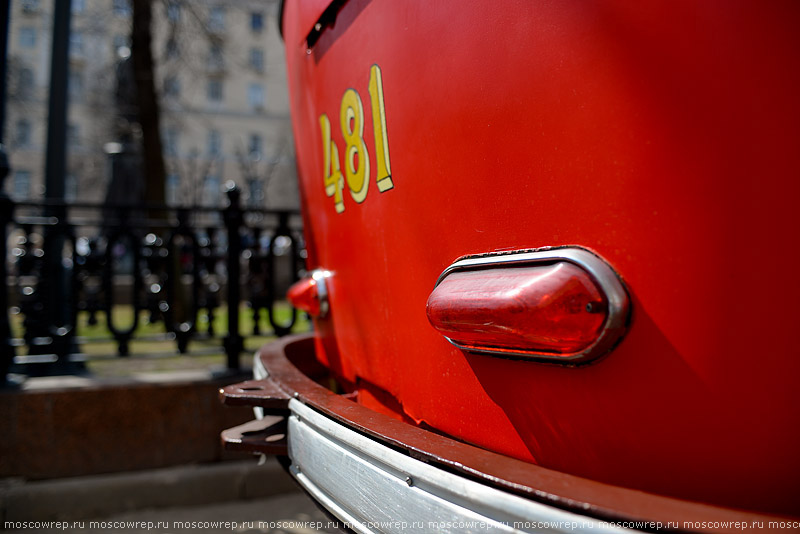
[131,0,166,207]
[235,135,288,208]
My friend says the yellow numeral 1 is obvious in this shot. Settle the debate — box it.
[368,64,393,192]
[319,114,344,213]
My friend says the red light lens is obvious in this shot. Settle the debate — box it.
[426,262,608,357]
[287,277,322,317]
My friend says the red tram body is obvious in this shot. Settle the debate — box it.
[222,1,800,531]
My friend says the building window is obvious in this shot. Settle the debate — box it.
[163,127,179,157]
[18,27,36,48]
[248,134,262,157]
[18,68,34,97]
[70,31,83,55]
[15,119,31,147]
[250,12,263,32]
[65,174,78,202]
[166,1,181,22]
[207,129,222,157]
[209,6,225,32]
[247,179,263,207]
[203,175,220,206]
[208,42,224,70]
[207,79,223,102]
[166,174,180,205]
[165,38,179,59]
[113,0,131,16]
[247,83,264,110]
[68,70,84,101]
[21,0,40,14]
[249,48,264,72]
[163,75,180,98]
[13,171,31,200]
[67,123,80,147]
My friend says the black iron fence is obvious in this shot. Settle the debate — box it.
[0,183,306,383]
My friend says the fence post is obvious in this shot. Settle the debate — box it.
[0,148,14,384]
[266,212,298,336]
[1,0,15,384]
[223,182,243,371]
[41,0,74,372]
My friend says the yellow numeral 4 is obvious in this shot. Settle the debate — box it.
[319,114,344,213]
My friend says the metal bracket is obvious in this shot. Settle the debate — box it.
[218,378,292,413]
[220,415,287,455]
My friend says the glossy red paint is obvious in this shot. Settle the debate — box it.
[282,0,800,515]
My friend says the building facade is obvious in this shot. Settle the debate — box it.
[4,0,298,209]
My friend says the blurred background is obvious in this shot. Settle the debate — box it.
[0,1,328,530]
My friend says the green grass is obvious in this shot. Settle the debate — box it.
[10,302,310,377]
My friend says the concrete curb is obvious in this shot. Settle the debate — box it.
[0,374,257,480]
[1,458,298,523]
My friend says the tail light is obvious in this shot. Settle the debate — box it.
[426,248,630,364]
[287,269,331,317]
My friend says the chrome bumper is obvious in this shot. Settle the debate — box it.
[287,398,626,534]
[220,335,780,534]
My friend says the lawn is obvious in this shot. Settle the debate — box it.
[10,302,310,376]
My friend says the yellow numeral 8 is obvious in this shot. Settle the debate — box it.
[340,89,370,203]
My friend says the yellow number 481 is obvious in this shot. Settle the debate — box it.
[319,64,393,213]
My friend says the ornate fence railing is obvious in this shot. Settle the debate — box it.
[0,183,306,382]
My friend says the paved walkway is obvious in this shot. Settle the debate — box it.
[5,493,339,534]
[2,460,340,534]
